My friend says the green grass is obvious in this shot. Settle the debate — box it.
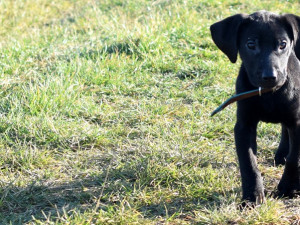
[0,0,300,224]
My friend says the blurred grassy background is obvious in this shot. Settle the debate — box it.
[0,0,299,224]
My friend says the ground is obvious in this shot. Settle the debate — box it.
[0,0,299,224]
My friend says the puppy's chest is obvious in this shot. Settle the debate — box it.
[259,98,278,113]
[257,95,296,122]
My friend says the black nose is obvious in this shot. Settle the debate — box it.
[261,70,278,87]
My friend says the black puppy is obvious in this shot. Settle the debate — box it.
[210,11,300,204]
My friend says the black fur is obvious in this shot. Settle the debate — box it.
[210,11,300,203]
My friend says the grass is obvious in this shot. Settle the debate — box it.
[0,0,299,224]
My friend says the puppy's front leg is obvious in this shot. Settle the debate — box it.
[275,125,289,166]
[278,125,300,197]
[234,120,265,203]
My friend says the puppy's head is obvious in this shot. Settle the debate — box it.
[210,11,300,89]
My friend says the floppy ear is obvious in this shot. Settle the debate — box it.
[282,14,300,60]
[210,14,247,63]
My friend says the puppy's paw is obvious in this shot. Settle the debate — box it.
[241,189,265,208]
[277,178,300,198]
[276,184,300,198]
[277,164,300,198]
[275,189,299,199]
[255,192,266,204]
[239,193,266,210]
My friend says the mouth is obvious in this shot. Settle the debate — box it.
[260,82,277,89]
[258,86,277,96]
[258,79,285,92]
[259,74,286,90]
[259,77,278,88]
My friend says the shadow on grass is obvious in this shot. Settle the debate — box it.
[79,39,142,60]
[139,192,236,221]
[0,166,235,224]
[0,177,104,223]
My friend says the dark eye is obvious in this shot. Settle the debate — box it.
[279,41,287,50]
[246,41,256,50]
